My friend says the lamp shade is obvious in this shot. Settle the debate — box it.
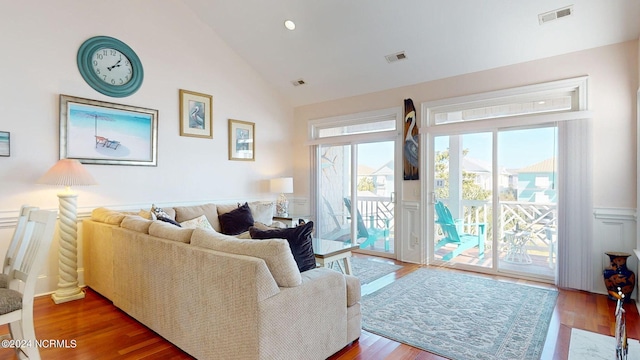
[270,177,293,194]
[37,159,97,186]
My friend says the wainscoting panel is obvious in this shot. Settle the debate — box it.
[592,207,637,299]
[398,201,423,264]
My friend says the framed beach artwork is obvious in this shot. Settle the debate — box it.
[59,95,158,166]
[179,89,213,138]
[0,132,9,157]
[228,119,254,161]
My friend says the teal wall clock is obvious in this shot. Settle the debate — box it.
[77,36,144,97]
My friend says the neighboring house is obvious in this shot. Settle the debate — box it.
[516,158,557,203]
[371,160,394,197]
[462,157,511,191]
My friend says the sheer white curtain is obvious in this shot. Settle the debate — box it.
[556,119,593,290]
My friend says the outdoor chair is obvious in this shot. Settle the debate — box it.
[0,205,38,289]
[544,226,557,269]
[320,197,351,243]
[434,201,485,261]
[343,197,390,251]
[0,209,56,360]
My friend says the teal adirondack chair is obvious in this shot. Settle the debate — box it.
[434,201,485,261]
[344,198,390,251]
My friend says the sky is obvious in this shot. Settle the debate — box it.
[356,126,557,171]
[435,126,557,170]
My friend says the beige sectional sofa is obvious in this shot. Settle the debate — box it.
[82,202,361,360]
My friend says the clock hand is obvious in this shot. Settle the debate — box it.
[107,59,122,71]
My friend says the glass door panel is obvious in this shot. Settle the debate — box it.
[497,127,557,280]
[433,133,493,268]
[316,144,353,246]
[353,141,395,254]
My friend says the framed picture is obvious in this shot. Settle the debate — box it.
[179,89,213,138]
[0,131,9,157]
[60,94,158,166]
[228,119,255,161]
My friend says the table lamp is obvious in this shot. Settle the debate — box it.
[37,159,97,304]
[270,177,293,216]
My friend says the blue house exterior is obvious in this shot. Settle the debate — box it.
[516,158,557,203]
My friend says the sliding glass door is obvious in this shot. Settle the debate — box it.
[316,141,396,256]
[430,126,557,281]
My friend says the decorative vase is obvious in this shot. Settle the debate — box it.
[603,252,635,302]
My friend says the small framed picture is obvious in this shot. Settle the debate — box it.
[179,89,213,138]
[0,131,9,157]
[228,119,255,161]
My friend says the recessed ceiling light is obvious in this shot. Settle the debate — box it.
[284,20,296,30]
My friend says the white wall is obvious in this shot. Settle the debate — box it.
[0,1,294,294]
[293,40,639,291]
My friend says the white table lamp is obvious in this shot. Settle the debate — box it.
[270,177,293,216]
[38,159,97,304]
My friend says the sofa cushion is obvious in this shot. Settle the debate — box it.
[191,228,302,287]
[138,209,153,220]
[174,203,220,232]
[218,202,254,235]
[216,203,239,215]
[91,207,126,225]
[179,214,214,230]
[249,221,316,272]
[149,221,194,243]
[248,201,275,226]
[121,215,153,233]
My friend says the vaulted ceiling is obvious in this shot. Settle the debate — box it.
[182,0,640,106]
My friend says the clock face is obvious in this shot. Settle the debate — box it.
[92,48,133,86]
[77,36,144,97]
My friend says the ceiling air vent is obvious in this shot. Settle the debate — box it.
[538,5,573,25]
[385,51,407,63]
[291,79,306,87]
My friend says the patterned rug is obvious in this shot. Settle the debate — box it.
[349,257,402,284]
[361,268,558,360]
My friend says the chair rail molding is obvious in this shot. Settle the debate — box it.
[398,201,423,264]
[592,207,637,299]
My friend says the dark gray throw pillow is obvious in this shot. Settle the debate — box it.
[157,216,181,227]
[219,202,255,235]
[249,221,315,272]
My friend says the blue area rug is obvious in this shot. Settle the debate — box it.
[349,257,402,284]
[361,268,558,360]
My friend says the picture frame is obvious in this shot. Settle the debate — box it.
[228,119,255,161]
[179,89,213,138]
[0,131,9,157]
[59,94,158,166]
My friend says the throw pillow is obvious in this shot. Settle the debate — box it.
[249,221,315,272]
[218,202,255,235]
[151,204,169,220]
[248,201,275,225]
[180,214,214,230]
[157,216,182,227]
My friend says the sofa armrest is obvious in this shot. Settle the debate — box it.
[344,274,361,306]
[257,267,349,359]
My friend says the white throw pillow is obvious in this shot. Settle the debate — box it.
[180,214,214,230]
[249,201,275,225]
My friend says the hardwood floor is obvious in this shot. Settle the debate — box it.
[0,256,635,359]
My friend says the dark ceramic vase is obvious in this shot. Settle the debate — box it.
[603,252,635,302]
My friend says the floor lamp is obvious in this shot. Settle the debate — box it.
[38,159,97,304]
